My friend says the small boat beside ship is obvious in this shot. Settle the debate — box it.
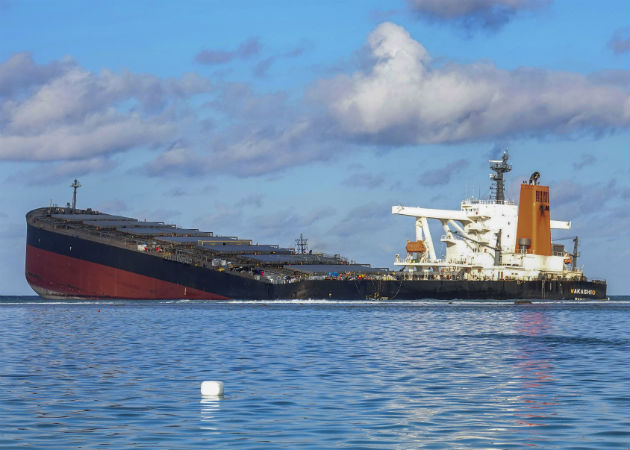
[24,153,606,300]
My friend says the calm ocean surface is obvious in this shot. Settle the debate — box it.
[0,297,628,450]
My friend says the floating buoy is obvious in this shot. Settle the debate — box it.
[201,381,224,396]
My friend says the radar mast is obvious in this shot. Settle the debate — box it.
[71,179,81,212]
[489,151,511,202]
[295,233,308,254]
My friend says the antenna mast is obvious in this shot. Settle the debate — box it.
[489,150,512,202]
[71,179,81,212]
[572,237,579,271]
[295,233,308,254]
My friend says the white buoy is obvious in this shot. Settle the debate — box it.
[201,380,224,396]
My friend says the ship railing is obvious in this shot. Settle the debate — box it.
[34,217,264,276]
[462,199,515,206]
[34,218,141,251]
[399,255,468,264]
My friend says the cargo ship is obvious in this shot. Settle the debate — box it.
[25,154,606,300]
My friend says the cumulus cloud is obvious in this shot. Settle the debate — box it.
[10,23,626,181]
[0,52,71,97]
[206,117,334,176]
[145,142,204,176]
[146,81,342,177]
[146,118,334,177]
[195,37,261,65]
[0,52,210,162]
[311,22,629,146]
[0,53,335,178]
[1,114,173,161]
[608,27,630,54]
[407,0,550,31]
[148,23,629,179]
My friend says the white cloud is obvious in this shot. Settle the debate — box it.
[1,111,174,160]
[147,23,629,178]
[5,24,627,181]
[0,52,71,97]
[146,109,339,178]
[312,22,629,146]
[210,119,322,176]
[145,142,203,176]
[0,52,210,162]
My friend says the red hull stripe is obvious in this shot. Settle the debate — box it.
[25,245,230,300]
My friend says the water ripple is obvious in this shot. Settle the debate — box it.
[0,299,628,449]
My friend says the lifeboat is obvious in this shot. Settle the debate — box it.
[406,240,426,254]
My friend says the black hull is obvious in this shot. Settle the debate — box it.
[26,224,607,301]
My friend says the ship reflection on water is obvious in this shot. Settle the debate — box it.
[512,310,558,429]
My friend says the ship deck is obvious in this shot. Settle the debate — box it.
[26,207,391,285]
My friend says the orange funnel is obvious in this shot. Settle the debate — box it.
[515,183,551,256]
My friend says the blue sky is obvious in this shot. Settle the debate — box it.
[1,0,628,294]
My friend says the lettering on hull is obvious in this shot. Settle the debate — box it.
[570,288,597,296]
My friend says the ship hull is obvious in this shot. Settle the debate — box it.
[25,224,607,301]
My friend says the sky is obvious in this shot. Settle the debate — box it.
[1,0,628,295]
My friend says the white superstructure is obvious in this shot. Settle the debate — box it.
[392,152,583,282]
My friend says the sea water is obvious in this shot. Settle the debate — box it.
[0,297,628,449]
